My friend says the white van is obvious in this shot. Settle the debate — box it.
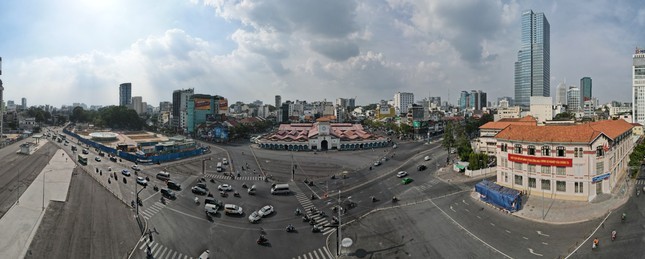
[270,183,290,195]
[205,204,219,215]
[222,158,228,165]
[216,162,223,172]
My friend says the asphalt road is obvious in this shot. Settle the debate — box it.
[0,140,57,219]
[25,166,140,259]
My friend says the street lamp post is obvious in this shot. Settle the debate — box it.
[337,190,341,256]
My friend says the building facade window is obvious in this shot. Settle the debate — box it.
[514,162,523,170]
[529,177,536,188]
[574,182,584,193]
[596,161,604,175]
[541,146,550,156]
[574,148,583,158]
[504,172,508,182]
[541,179,551,190]
[541,165,551,174]
[501,143,507,152]
[514,144,523,154]
[596,146,604,157]
[515,175,523,186]
[556,166,566,175]
[528,164,536,174]
[556,146,566,157]
[528,145,536,155]
[556,181,566,192]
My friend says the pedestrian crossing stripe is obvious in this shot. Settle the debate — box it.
[138,237,193,259]
[292,246,334,259]
[204,173,264,181]
[140,202,166,220]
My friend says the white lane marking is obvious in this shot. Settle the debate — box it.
[523,237,529,240]
[537,231,550,237]
[462,200,469,205]
[465,209,470,212]
[528,248,543,256]
[490,223,495,226]
[323,246,333,258]
[542,242,548,246]
[476,216,481,219]
[314,249,321,259]
[505,230,511,234]
[450,206,456,212]
[150,243,160,253]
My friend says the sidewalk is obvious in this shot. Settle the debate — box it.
[436,165,631,224]
[0,148,75,259]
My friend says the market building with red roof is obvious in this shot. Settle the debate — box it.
[257,122,390,151]
[494,119,635,201]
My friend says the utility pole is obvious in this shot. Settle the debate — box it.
[337,189,342,256]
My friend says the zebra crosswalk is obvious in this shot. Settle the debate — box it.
[415,179,440,192]
[140,201,166,220]
[204,173,264,181]
[138,236,193,259]
[292,185,336,236]
[637,179,645,186]
[292,246,334,259]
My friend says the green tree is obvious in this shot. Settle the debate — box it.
[442,121,456,153]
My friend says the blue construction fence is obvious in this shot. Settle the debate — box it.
[63,128,205,163]
[474,180,522,212]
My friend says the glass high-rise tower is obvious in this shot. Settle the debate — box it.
[514,10,550,110]
[119,83,132,106]
[580,77,592,102]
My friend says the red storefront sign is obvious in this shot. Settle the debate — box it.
[508,154,572,167]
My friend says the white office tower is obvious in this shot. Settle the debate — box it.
[633,48,645,124]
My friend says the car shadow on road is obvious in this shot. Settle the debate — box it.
[346,243,407,258]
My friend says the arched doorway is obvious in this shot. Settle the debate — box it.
[321,140,329,150]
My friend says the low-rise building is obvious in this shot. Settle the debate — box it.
[495,119,634,202]
[477,116,537,155]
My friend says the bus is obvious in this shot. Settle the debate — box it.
[78,154,88,165]
[216,162,223,172]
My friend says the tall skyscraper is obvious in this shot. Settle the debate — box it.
[275,95,281,109]
[567,86,580,112]
[172,88,194,131]
[580,77,592,102]
[633,48,645,124]
[555,82,567,105]
[514,10,550,110]
[119,83,132,106]
[21,97,26,109]
[394,92,414,115]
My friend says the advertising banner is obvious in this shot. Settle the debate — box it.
[508,154,572,167]
[194,98,211,110]
[219,98,228,112]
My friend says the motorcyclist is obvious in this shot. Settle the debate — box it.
[258,235,267,243]
[287,224,294,231]
[371,196,377,202]
[160,196,166,204]
[621,212,626,221]
[611,230,617,241]
[295,208,301,215]
[392,196,398,202]
[592,237,599,249]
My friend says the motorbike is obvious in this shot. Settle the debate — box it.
[302,215,310,222]
[257,235,268,245]
[194,197,200,205]
[210,179,215,183]
[621,213,626,222]
[311,225,321,233]
[309,218,316,225]
[319,211,326,217]
[295,209,302,216]
[160,197,166,204]
[592,238,599,249]
[392,196,398,202]
[242,183,248,189]
[286,225,295,232]
[331,217,339,224]
[234,192,241,197]
[371,196,377,202]
[220,192,228,198]
[611,231,617,241]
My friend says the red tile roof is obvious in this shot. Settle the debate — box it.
[495,119,633,143]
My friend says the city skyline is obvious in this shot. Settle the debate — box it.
[1,1,645,107]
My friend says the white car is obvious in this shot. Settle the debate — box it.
[258,205,274,217]
[373,161,381,166]
[95,156,101,162]
[396,171,408,178]
[424,156,430,161]
[248,211,261,223]
[132,165,141,171]
[218,184,232,191]
[121,170,131,176]
[136,177,148,186]
[224,204,243,215]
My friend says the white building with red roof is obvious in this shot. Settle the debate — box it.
[258,122,390,151]
[495,119,634,202]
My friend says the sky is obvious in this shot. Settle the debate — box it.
[1,0,644,108]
